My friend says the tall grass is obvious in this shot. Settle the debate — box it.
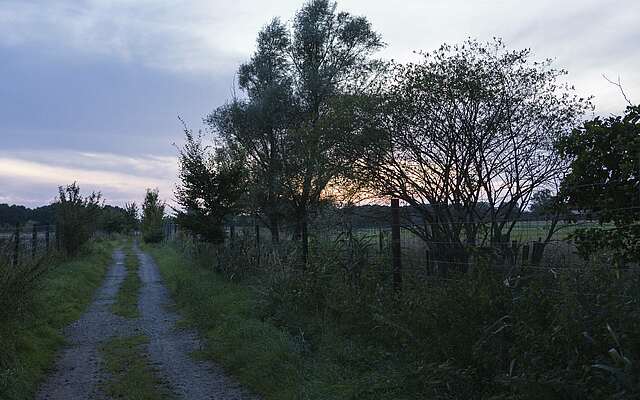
[149,237,640,399]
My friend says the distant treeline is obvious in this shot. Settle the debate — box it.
[0,202,135,233]
[0,203,55,227]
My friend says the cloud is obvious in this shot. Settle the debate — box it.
[0,0,301,74]
[0,150,178,207]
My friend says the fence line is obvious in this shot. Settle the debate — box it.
[0,223,56,266]
[160,202,638,292]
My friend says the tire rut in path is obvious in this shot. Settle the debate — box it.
[36,249,137,400]
[136,244,258,400]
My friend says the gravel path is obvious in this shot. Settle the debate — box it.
[36,245,258,400]
[36,249,137,400]
[136,244,257,400]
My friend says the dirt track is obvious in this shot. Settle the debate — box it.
[36,245,257,400]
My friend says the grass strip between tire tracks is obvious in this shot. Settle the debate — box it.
[112,242,141,319]
[100,334,174,400]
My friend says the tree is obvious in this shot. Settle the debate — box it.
[557,104,640,262]
[141,188,165,243]
[207,18,294,243]
[348,39,591,271]
[97,205,128,234]
[124,202,139,233]
[175,126,245,244]
[55,182,102,255]
[208,0,384,263]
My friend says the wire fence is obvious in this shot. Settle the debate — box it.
[162,207,636,287]
[0,224,56,266]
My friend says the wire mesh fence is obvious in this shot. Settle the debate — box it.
[0,224,56,266]
[161,208,633,288]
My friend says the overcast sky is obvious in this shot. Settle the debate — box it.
[1,0,638,208]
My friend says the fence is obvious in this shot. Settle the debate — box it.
[0,223,56,266]
[160,201,629,289]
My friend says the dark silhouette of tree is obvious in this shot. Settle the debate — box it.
[347,39,591,270]
[124,202,139,233]
[97,205,128,234]
[175,126,245,244]
[55,182,102,255]
[141,188,165,243]
[207,18,295,243]
[209,0,384,264]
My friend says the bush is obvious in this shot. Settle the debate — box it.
[55,183,102,256]
[258,240,640,399]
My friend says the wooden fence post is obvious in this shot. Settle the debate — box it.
[255,217,261,269]
[45,224,50,252]
[31,224,37,259]
[391,198,402,292]
[13,222,20,267]
[521,243,530,265]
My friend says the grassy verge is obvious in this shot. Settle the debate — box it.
[145,243,395,400]
[145,244,303,400]
[0,239,120,400]
[112,242,141,318]
[100,335,173,400]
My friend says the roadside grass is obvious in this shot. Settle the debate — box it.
[144,244,405,400]
[100,335,173,400]
[144,244,303,400]
[112,242,141,318]
[0,239,120,400]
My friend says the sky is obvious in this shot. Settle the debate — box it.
[1,0,638,208]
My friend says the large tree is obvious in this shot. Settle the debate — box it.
[349,39,591,270]
[207,18,294,243]
[209,0,384,263]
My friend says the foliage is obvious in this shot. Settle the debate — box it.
[557,105,640,261]
[151,238,640,399]
[0,255,49,326]
[345,39,591,263]
[97,205,128,234]
[208,0,384,260]
[123,202,139,233]
[55,182,103,256]
[0,204,55,227]
[207,18,294,242]
[175,126,245,244]
[141,188,165,243]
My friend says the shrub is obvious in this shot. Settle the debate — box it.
[55,183,102,256]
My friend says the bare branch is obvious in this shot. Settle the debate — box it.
[603,74,634,106]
